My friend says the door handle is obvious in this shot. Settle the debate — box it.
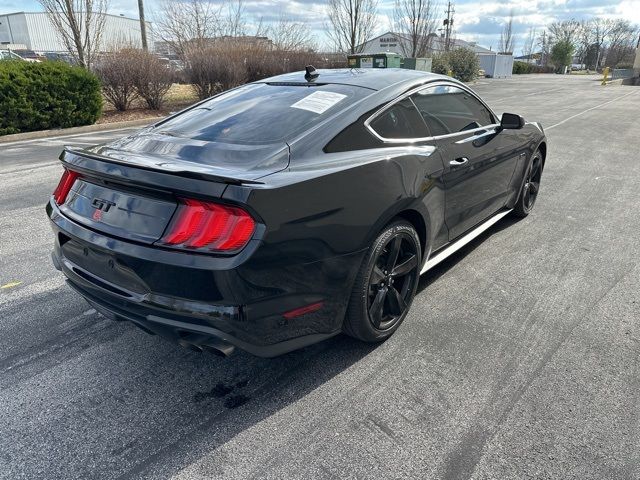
[449,157,468,167]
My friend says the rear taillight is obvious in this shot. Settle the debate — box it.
[159,198,255,252]
[53,169,81,205]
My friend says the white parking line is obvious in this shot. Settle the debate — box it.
[491,86,566,102]
[0,162,60,175]
[0,126,139,148]
[546,90,638,130]
[39,141,97,146]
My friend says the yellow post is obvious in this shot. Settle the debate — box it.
[447,69,453,77]
[601,66,610,85]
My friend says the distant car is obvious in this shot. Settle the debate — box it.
[169,59,184,71]
[0,50,25,61]
[47,68,547,357]
[12,50,42,62]
[43,52,76,64]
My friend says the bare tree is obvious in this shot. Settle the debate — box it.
[392,0,438,57]
[548,19,581,46]
[130,50,174,109]
[537,29,550,66]
[37,0,108,68]
[498,10,515,54]
[589,18,616,68]
[155,0,221,58]
[522,26,535,58]
[223,0,246,37]
[269,14,315,51]
[326,0,379,54]
[94,48,140,110]
[575,20,594,65]
[603,19,637,66]
[183,45,249,99]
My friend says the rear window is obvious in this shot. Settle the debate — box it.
[156,83,370,145]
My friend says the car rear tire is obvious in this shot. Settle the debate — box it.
[343,220,421,342]
[513,150,543,217]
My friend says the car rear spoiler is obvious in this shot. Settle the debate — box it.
[61,147,265,186]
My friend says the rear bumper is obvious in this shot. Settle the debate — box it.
[61,269,337,357]
[48,201,365,357]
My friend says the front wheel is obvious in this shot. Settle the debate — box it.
[343,220,421,342]
[513,151,543,217]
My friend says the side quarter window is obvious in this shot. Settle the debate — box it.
[411,85,495,136]
[324,97,429,152]
[369,98,429,140]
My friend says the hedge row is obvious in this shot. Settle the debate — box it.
[0,61,102,135]
[181,46,340,100]
[512,61,555,74]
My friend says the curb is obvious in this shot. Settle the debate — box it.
[0,118,157,144]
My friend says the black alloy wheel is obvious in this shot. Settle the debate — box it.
[344,220,421,342]
[368,234,419,330]
[514,151,543,217]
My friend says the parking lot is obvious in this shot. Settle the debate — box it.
[1,74,639,479]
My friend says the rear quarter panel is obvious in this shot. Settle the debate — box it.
[224,146,447,265]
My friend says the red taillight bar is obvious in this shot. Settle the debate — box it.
[160,198,255,252]
[53,169,81,205]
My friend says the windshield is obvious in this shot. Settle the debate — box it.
[156,83,371,145]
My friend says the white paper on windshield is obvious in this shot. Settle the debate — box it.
[290,91,347,114]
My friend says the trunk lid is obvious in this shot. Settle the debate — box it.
[87,129,290,181]
[57,131,286,244]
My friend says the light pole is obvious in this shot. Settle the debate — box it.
[138,0,148,51]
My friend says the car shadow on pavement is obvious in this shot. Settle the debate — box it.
[124,212,525,477]
[101,324,378,478]
[3,215,524,479]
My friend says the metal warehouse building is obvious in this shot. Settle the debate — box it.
[0,11,149,52]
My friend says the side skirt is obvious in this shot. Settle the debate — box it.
[420,209,513,275]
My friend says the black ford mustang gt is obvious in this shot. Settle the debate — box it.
[47,68,546,357]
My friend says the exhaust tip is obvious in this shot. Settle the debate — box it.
[178,340,204,352]
[203,342,235,358]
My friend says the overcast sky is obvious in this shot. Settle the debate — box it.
[3,0,639,54]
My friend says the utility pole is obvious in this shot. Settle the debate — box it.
[137,0,148,51]
[443,1,454,52]
[541,30,547,67]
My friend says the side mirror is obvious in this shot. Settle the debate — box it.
[500,113,525,130]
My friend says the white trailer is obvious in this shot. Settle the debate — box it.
[478,53,514,78]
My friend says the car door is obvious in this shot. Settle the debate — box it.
[365,96,450,250]
[411,83,521,240]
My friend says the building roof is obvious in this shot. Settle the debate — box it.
[259,68,442,91]
[514,53,541,60]
[358,31,494,55]
[421,33,493,54]
[0,11,142,22]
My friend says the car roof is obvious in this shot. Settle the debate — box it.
[258,68,444,91]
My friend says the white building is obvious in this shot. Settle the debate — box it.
[358,31,494,56]
[357,31,513,78]
[0,11,151,52]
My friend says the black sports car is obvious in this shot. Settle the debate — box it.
[47,67,546,357]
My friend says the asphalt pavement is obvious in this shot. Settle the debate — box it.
[1,74,639,479]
